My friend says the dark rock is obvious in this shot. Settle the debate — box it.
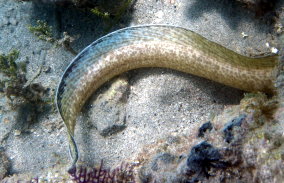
[166,135,181,144]
[186,141,226,182]
[21,0,76,5]
[138,166,153,183]
[150,153,176,171]
[222,114,246,143]
[236,0,279,16]
[0,147,9,180]
[197,121,213,137]
[87,77,129,137]
[94,103,127,137]
[137,151,180,182]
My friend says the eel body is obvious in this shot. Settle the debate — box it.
[56,25,277,169]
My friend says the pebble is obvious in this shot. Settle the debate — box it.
[9,18,18,26]
[241,32,248,38]
[2,18,9,26]
[43,66,51,73]
[154,10,164,23]
[3,118,9,124]
[14,130,21,136]
[88,77,129,137]
[271,47,278,54]
[155,11,164,19]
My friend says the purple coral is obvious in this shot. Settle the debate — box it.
[69,160,136,183]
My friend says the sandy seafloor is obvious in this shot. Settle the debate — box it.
[0,0,283,180]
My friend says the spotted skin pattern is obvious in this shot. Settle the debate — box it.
[56,25,278,169]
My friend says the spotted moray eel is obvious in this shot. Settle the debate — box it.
[56,25,278,170]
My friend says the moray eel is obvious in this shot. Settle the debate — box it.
[56,25,278,169]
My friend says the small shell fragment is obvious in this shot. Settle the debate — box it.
[241,32,248,38]
[14,130,21,136]
[271,47,278,54]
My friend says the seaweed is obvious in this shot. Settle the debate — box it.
[0,50,26,95]
[0,50,21,79]
[0,50,51,127]
[28,21,77,55]
[0,50,44,102]
[90,8,111,19]
[28,20,55,43]
[242,92,278,121]
[90,0,132,17]
[90,0,133,30]
[69,160,136,183]
[113,0,133,19]
[186,141,228,182]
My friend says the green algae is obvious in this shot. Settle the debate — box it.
[0,50,51,104]
[28,20,54,43]
[0,49,21,79]
[90,7,111,19]
[90,0,132,30]
[0,50,27,94]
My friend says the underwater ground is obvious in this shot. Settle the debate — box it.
[0,0,284,182]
